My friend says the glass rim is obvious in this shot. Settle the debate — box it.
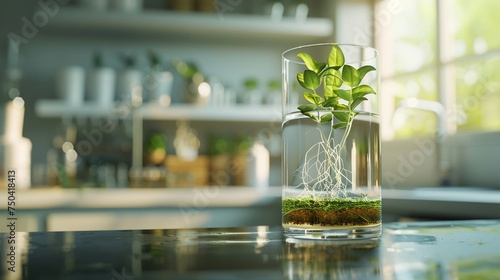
[282,43,379,64]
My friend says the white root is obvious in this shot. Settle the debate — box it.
[293,115,354,199]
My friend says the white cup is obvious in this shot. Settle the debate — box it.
[144,70,173,104]
[116,69,143,106]
[88,68,116,107]
[56,66,85,106]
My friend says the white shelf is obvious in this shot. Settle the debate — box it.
[45,7,333,41]
[140,103,281,122]
[35,100,282,123]
[35,100,119,118]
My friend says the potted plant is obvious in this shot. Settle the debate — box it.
[144,51,173,106]
[264,79,281,106]
[282,43,381,240]
[172,59,210,105]
[116,53,142,106]
[240,78,262,105]
[56,65,85,106]
[87,51,116,107]
[145,132,167,166]
[286,0,309,22]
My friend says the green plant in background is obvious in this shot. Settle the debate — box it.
[232,134,252,154]
[172,59,199,80]
[92,51,103,68]
[148,50,161,70]
[208,135,230,156]
[208,134,252,156]
[148,51,160,66]
[268,79,280,91]
[172,59,211,104]
[120,53,137,69]
[293,45,377,198]
[146,133,167,165]
[244,78,258,90]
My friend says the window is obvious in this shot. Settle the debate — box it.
[376,0,500,140]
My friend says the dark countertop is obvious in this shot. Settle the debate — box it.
[2,220,500,279]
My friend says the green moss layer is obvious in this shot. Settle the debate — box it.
[283,197,381,227]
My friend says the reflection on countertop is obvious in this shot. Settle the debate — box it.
[1,220,499,279]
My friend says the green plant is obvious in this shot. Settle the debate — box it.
[172,59,199,80]
[146,133,167,153]
[146,133,167,165]
[268,79,280,91]
[92,51,103,68]
[148,51,161,69]
[293,45,377,198]
[120,53,137,69]
[208,135,230,156]
[296,44,376,129]
[244,78,258,90]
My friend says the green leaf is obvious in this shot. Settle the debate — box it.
[303,93,323,105]
[334,104,349,111]
[321,66,343,73]
[350,97,368,110]
[332,122,348,129]
[333,89,351,101]
[304,112,319,122]
[320,113,333,123]
[315,62,327,73]
[322,96,339,108]
[342,65,360,87]
[297,53,326,73]
[323,69,342,98]
[352,85,376,100]
[296,52,316,71]
[333,111,349,122]
[297,72,304,84]
[358,65,376,82]
[301,70,320,90]
[298,104,318,113]
[297,73,307,89]
[328,45,345,68]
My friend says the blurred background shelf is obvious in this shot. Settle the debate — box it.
[45,7,334,42]
[35,100,118,118]
[16,0,333,190]
[139,103,281,122]
[35,100,281,122]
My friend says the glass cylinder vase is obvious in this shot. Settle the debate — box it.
[282,43,381,240]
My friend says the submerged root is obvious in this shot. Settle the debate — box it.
[293,123,352,199]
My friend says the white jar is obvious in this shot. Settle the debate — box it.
[88,67,116,107]
[56,66,85,106]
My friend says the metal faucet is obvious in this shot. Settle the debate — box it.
[395,98,447,142]
[393,97,451,186]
